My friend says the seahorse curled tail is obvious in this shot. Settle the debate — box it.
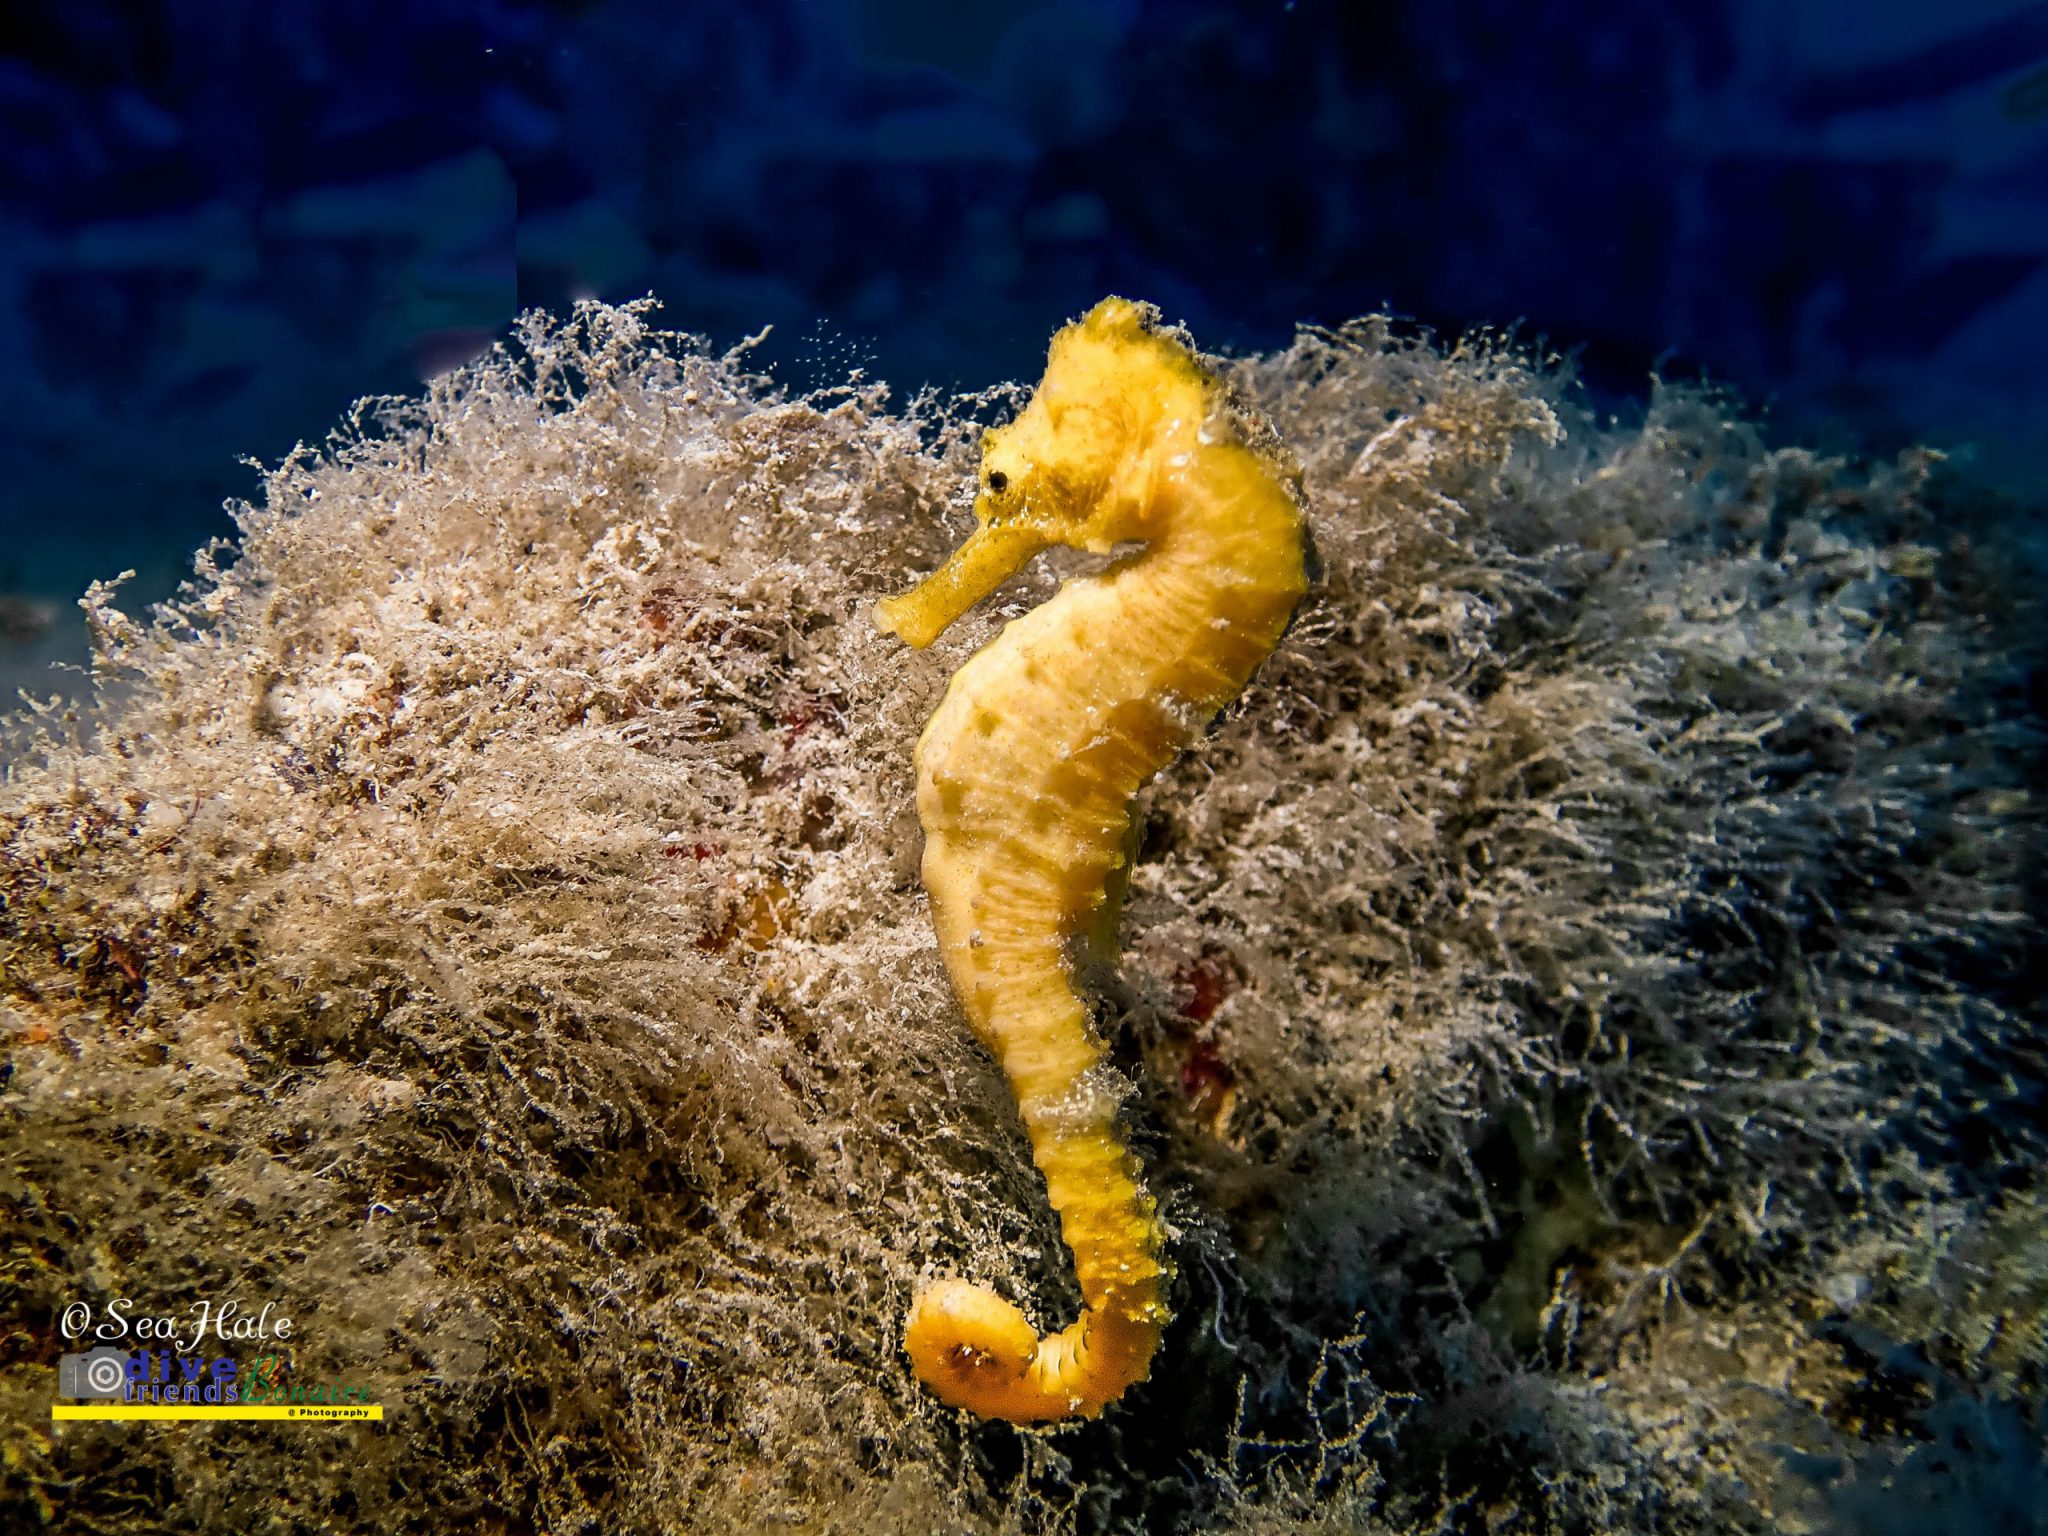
[876,297,1308,1422]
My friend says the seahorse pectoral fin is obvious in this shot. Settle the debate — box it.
[875,523,1049,649]
[1083,814,1143,965]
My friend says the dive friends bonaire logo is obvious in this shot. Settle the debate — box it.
[52,1298,383,1422]
[58,1345,242,1403]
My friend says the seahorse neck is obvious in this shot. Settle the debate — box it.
[1134,442,1306,639]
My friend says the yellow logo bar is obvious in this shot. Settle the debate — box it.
[53,1405,383,1422]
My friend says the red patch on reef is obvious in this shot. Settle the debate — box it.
[1172,950,1239,1024]
[663,841,723,861]
[638,586,678,637]
[1162,947,1242,1137]
[774,688,847,750]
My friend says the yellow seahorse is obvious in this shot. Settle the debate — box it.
[876,297,1309,1422]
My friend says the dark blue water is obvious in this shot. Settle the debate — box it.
[2,0,2043,680]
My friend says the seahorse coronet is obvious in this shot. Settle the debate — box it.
[880,296,1309,1424]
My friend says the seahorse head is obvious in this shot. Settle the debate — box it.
[877,297,1217,650]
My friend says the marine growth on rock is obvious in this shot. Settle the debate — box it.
[0,300,2039,1535]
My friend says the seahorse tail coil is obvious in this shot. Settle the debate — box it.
[904,984,1169,1421]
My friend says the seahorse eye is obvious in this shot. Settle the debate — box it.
[987,471,1009,494]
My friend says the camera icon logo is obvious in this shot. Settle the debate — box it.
[58,1346,130,1399]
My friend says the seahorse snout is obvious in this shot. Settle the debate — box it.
[876,523,1048,649]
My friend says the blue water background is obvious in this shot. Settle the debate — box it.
[1,0,2043,689]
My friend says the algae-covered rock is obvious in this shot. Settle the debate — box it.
[2,301,2040,1534]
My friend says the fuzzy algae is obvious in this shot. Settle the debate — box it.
[0,300,2041,1534]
